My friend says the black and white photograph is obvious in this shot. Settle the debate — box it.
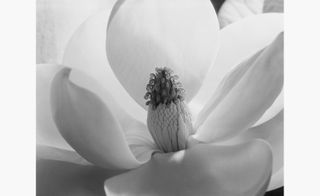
[35,0,285,195]
[4,0,320,195]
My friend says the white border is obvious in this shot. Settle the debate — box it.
[0,0,36,195]
[285,0,320,195]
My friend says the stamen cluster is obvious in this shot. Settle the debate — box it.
[144,67,184,109]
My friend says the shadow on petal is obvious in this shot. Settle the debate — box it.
[105,139,272,196]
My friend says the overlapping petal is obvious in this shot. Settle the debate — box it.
[51,67,143,169]
[37,63,148,155]
[194,32,283,143]
[37,64,73,150]
[105,139,272,196]
[189,13,284,119]
[36,0,116,64]
[106,0,220,109]
[40,62,157,167]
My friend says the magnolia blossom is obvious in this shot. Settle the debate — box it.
[37,0,284,195]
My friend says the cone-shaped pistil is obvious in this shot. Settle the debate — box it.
[145,67,194,153]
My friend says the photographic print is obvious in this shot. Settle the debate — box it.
[36,0,284,195]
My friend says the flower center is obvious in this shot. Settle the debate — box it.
[145,67,194,153]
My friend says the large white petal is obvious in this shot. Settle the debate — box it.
[72,68,159,163]
[194,32,283,143]
[63,10,146,123]
[189,13,284,119]
[37,63,151,158]
[37,0,116,64]
[40,63,157,165]
[106,0,220,110]
[37,64,72,150]
[51,67,142,169]
[105,139,272,196]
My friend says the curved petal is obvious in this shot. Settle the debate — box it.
[51,67,142,169]
[37,64,73,150]
[106,0,220,109]
[189,13,284,118]
[37,0,116,64]
[42,62,156,165]
[37,63,151,159]
[194,32,283,143]
[105,139,272,196]
[218,0,264,28]
[63,10,146,123]
[69,68,158,164]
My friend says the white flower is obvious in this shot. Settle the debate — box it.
[37,0,284,195]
